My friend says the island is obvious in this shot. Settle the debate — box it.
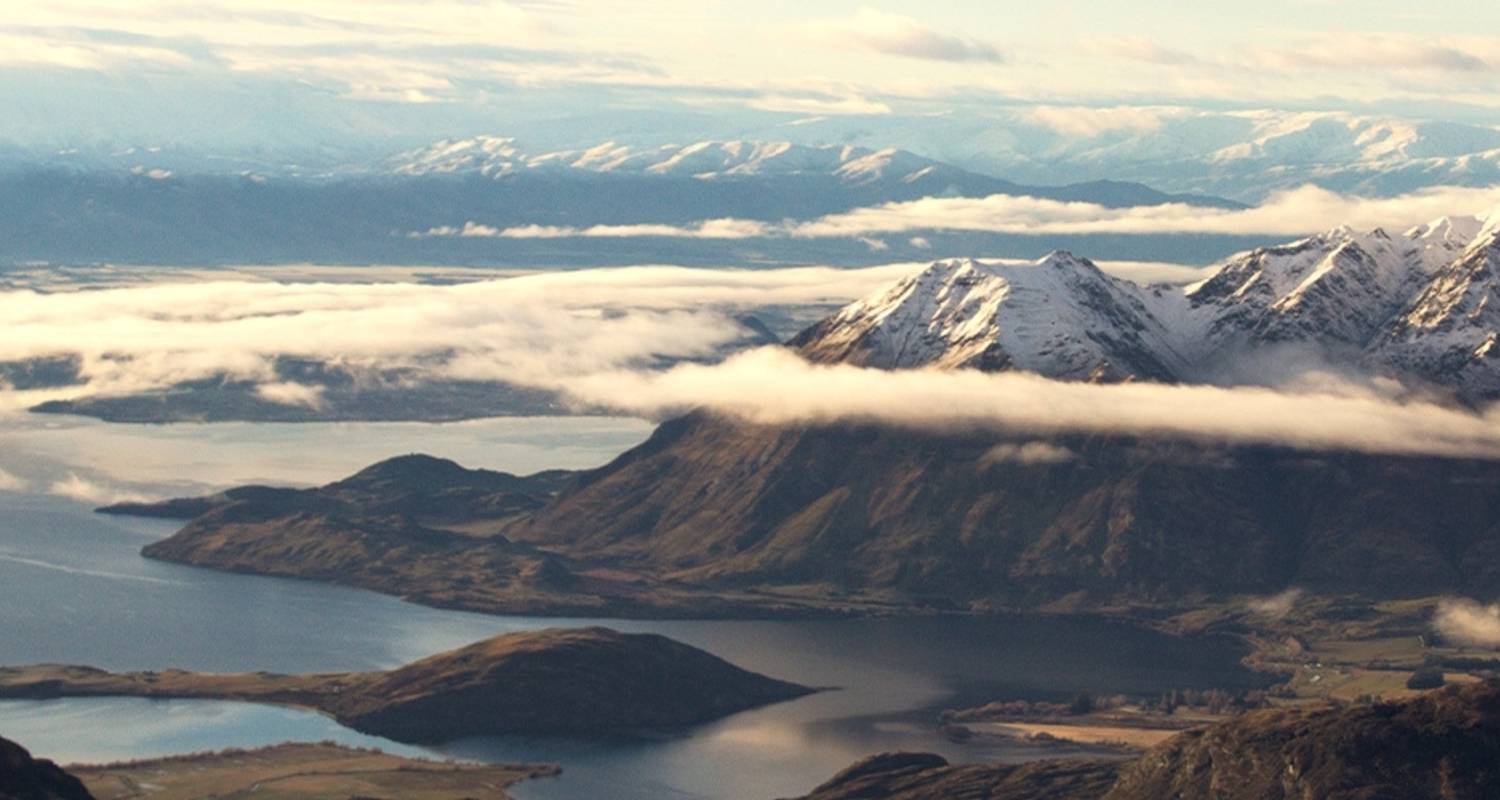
[0,627,815,744]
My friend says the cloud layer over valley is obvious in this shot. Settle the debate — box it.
[8,263,1500,461]
[562,349,1500,460]
[418,184,1500,243]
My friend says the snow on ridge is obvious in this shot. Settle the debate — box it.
[389,136,945,184]
[798,214,1500,401]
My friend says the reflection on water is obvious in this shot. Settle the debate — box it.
[0,699,422,763]
[0,417,1263,799]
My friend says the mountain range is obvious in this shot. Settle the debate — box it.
[15,108,1500,203]
[98,207,1500,615]
[795,208,1500,401]
[0,135,1258,267]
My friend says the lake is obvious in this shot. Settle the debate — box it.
[0,415,1264,799]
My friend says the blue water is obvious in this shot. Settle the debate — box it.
[0,417,1261,799]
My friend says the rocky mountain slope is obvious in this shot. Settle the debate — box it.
[0,628,813,744]
[791,254,1187,381]
[0,735,93,800]
[115,456,878,617]
[791,679,1500,800]
[794,208,1500,400]
[509,414,1500,606]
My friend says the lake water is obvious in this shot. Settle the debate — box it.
[0,415,1264,799]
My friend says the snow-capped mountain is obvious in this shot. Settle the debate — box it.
[390,136,962,187]
[1183,218,1480,355]
[794,208,1500,401]
[1376,216,1500,398]
[382,135,1240,210]
[791,255,1188,382]
[742,110,1500,201]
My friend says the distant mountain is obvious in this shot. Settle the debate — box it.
[0,136,1253,267]
[0,735,93,800]
[791,679,1500,800]
[752,110,1500,202]
[793,208,1500,401]
[385,136,1239,209]
[16,108,1499,202]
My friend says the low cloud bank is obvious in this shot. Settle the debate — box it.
[1434,599,1500,648]
[417,184,1500,241]
[0,265,913,400]
[47,473,153,506]
[11,264,1500,462]
[560,348,1500,459]
[0,262,1202,403]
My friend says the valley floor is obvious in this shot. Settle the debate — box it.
[69,742,559,800]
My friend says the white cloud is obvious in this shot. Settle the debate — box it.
[979,441,1075,466]
[746,93,893,116]
[0,466,29,492]
[254,381,327,409]
[1242,35,1494,74]
[788,185,1500,238]
[560,348,1500,460]
[803,7,1004,63]
[418,186,1500,242]
[48,473,153,506]
[0,265,917,402]
[1434,598,1500,648]
[1084,36,1201,67]
[1248,588,1304,619]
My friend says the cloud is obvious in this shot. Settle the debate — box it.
[255,381,327,409]
[746,92,893,116]
[804,7,1004,63]
[0,264,918,402]
[1021,105,1182,138]
[1248,588,1304,619]
[47,473,153,506]
[1084,36,1202,67]
[559,348,1500,460]
[979,441,1075,466]
[1434,598,1500,648]
[417,188,1500,244]
[0,466,29,492]
[787,185,1500,238]
[1242,35,1494,74]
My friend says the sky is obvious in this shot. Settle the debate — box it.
[5,1,1500,156]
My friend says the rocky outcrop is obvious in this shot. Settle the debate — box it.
[794,680,1500,800]
[0,736,93,800]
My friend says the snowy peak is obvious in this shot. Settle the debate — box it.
[1377,222,1500,398]
[791,254,1187,382]
[791,210,1500,402]
[388,137,956,185]
[1186,220,1484,351]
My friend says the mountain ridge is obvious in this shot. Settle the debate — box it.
[793,208,1500,400]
